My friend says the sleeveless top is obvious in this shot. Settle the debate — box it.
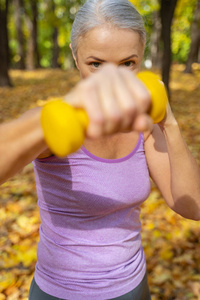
[32,133,151,300]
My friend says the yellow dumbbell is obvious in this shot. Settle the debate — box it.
[136,71,168,124]
[41,71,168,157]
[41,100,89,157]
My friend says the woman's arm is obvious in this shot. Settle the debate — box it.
[145,112,200,221]
[0,107,48,185]
[0,64,152,185]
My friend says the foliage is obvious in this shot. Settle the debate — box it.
[0,65,200,299]
[8,0,83,69]
[6,0,197,68]
[131,0,199,64]
[172,0,198,63]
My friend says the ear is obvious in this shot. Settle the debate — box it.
[70,43,80,70]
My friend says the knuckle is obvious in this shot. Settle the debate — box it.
[78,80,92,93]
[119,67,132,77]
[122,104,136,118]
[141,91,151,111]
[91,115,105,127]
[101,63,118,75]
[108,112,122,124]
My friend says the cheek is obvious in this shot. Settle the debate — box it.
[79,69,90,79]
[134,65,141,74]
[78,64,93,79]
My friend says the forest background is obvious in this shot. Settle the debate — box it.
[0,0,199,89]
[0,0,200,300]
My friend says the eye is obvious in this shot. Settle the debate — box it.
[91,62,101,68]
[123,61,135,67]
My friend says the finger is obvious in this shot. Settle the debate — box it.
[119,67,151,115]
[65,79,105,138]
[110,69,138,130]
[132,114,153,132]
[96,69,123,134]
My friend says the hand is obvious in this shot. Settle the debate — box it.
[64,63,153,138]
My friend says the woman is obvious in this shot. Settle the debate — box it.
[1,0,200,299]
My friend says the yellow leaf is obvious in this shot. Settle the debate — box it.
[146,222,155,230]
[160,247,174,260]
[153,229,161,238]
[0,293,6,300]
[0,274,16,293]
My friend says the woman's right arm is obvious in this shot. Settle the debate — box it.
[0,107,48,185]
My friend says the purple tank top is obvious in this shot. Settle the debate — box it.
[32,133,151,300]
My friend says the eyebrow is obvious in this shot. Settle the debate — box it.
[86,54,138,62]
[86,56,106,62]
[120,54,138,62]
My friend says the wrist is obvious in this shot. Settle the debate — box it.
[161,120,182,147]
[158,108,178,132]
[161,118,178,131]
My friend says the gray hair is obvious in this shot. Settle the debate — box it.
[71,0,146,57]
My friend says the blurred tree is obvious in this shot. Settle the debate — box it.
[51,0,60,68]
[0,0,11,87]
[14,0,25,69]
[185,0,200,73]
[25,0,40,69]
[150,9,162,68]
[5,0,199,74]
[160,0,178,95]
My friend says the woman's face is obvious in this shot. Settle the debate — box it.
[73,25,145,78]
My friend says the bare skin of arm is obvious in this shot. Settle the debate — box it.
[0,108,48,185]
[145,106,200,221]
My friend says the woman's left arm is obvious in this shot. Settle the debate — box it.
[144,105,200,221]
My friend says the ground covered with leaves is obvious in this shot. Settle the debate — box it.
[0,65,200,300]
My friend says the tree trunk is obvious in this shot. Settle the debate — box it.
[0,0,12,87]
[51,0,60,68]
[14,0,25,69]
[151,10,162,68]
[198,43,200,63]
[26,0,40,70]
[52,27,60,68]
[26,15,34,70]
[184,0,200,73]
[31,0,40,68]
[160,0,178,95]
